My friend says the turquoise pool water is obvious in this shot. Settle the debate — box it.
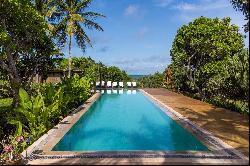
[53,90,208,151]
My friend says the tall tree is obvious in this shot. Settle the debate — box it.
[0,0,56,106]
[51,0,105,77]
[230,0,249,32]
[170,16,244,99]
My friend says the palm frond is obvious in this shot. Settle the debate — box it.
[83,19,104,31]
[54,17,68,47]
[80,11,106,19]
[71,13,84,22]
[76,0,92,12]
[46,5,57,18]
[56,0,68,11]
[74,22,92,52]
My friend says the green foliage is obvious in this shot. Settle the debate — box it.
[0,98,14,139]
[171,16,244,93]
[137,72,165,88]
[0,71,10,98]
[51,0,105,51]
[6,74,91,141]
[10,88,48,139]
[60,74,91,116]
[170,16,248,114]
[106,66,128,82]
[0,0,58,106]
[55,57,131,84]
[230,0,249,32]
[50,0,105,76]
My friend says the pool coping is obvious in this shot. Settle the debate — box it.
[21,90,249,165]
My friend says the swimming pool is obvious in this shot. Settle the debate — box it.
[53,90,208,151]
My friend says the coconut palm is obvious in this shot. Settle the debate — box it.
[52,0,105,77]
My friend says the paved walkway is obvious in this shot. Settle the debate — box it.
[143,88,249,157]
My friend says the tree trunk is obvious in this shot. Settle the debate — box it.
[6,49,21,107]
[68,35,72,77]
[9,76,20,107]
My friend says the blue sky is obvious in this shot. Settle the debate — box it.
[64,0,249,75]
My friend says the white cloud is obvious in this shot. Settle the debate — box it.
[124,5,139,16]
[155,0,173,7]
[175,2,197,10]
[173,0,230,11]
[111,55,171,74]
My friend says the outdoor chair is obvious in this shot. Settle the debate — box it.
[96,81,100,88]
[132,82,137,88]
[107,81,112,88]
[112,82,118,88]
[119,82,124,88]
[101,81,105,88]
[127,82,132,88]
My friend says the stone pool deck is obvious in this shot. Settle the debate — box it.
[143,88,249,157]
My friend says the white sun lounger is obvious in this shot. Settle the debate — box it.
[119,82,124,88]
[112,82,118,88]
[107,89,111,94]
[101,81,105,87]
[127,90,132,94]
[101,90,105,94]
[107,81,112,88]
[96,81,100,87]
[127,82,132,88]
[113,89,118,94]
[132,82,137,87]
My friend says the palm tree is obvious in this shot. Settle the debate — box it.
[53,0,105,77]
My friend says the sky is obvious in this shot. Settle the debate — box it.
[64,0,249,75]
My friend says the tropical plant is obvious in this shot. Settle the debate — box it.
[8,88,48,139]
[7,73,92,140]
[59,73,91,116]
[51,0,105,77]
